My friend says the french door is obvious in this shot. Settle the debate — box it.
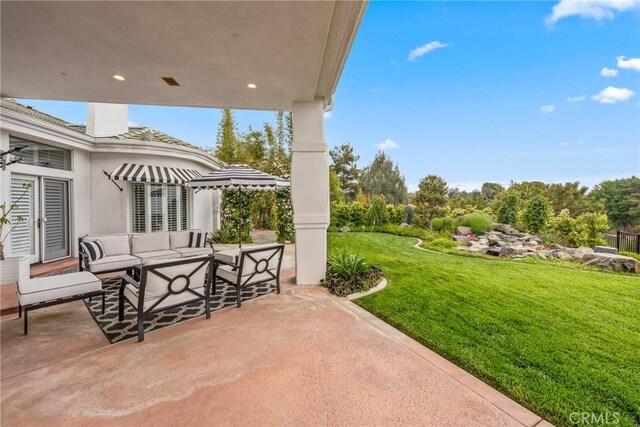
[10,176,70,263]
[42,178,70,261]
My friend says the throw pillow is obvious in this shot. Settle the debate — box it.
[81,240,105,262]
[189,231,208,248]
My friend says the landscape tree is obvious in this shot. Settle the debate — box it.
[547,182,589,216]
[522,195,551,233]
[508,181,548,203]
[329,142,360,200]
[214,109,240,163]
[481,182,505,201]
[496,193,519,225]
[590,177,640,230]
[368,195,389,226]
[359,151,408,204]
[329,168,345,203]
[414,175,448,229]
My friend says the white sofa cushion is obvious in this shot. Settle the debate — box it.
[132,232,170,253]
[216,244,283,286]
[134,250,180,263]
[124,257,209,311]
[83,234,130,256]
[169,229,200,249]
[17,272,101,306]
[88,254,140,273]
[173,247,213,258]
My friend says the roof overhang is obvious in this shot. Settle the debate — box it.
[0,1,366,111]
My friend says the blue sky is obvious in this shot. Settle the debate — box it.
[16,1,640,192]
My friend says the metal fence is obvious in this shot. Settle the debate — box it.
[602,230,640,254]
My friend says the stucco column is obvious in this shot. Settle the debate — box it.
[291,100,329,285]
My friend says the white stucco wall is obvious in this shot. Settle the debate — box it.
[90,152,217,235]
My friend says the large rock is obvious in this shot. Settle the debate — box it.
[452,235,470,244]
[581,253,639,273]
[553,251,573,261]
[500,246,534,257]
[493,223,519,236]
[457,243,489,255]
[456,226,473,236]
[570,246,594,261]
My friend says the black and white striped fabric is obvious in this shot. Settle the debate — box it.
[108,163,202,185]
[81,240,105,262]
[189,232,208,248]
[186,164,289,190]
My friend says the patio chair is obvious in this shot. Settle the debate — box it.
[118,255,215,342]
[214,244,285,308]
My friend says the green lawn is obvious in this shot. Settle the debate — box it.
[328,232,640,427]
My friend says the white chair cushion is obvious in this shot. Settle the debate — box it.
[216,264,277,286]
[125,257,210,311]
[17,272,101,306]
[134,250,180,263]
[169,229,200,249]
[83,234,130,256]
[88,254,140,273]
[173,247,213,258]
[132,232,170,253]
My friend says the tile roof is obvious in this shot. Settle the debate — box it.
[1,98,208,152]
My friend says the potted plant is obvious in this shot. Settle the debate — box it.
[0,182,31,286]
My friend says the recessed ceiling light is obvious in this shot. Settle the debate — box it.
[113,75,126,81]
[247,83,257,89]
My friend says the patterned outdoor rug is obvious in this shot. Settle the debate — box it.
[85,276,276,343]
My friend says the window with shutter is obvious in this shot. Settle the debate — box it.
[130,183,189,232]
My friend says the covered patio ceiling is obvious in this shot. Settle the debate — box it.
[0,1,366,111]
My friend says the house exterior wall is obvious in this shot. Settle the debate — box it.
[0,111,220,263]
[89,151,217,235]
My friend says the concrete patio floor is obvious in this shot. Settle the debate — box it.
[1,246,549,426]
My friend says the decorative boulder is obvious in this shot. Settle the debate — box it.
[457,245,489,255]
[452,235,470,244]
[456,226,473,236]
[571,246,594,261]
[493,223,519,236]
[552,251,573,261]
[581,253,639,273]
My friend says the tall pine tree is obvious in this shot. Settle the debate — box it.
[359,151,408,204]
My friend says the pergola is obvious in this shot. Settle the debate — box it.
[0,1,367,284]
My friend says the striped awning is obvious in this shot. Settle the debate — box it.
[108,163,203,185]
[187,164,289,190]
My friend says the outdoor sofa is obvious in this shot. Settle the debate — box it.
[79,230,212,275]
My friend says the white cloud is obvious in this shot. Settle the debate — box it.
[128,120,140,127]
[540,104,556,114]
[617,56,640,71]
[377,138,399,150]
[600,67,619,77]
[408,41,450,61]
[546,0,640,24]
[592,86,635,104]
[324,111,332,119]
[567,95,586,103]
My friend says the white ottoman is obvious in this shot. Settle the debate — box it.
[17,271,104,335]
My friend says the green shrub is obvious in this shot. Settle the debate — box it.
[368,196,389,226]
[275,188,294,243]
[328,250,370,277]
[573,213,608,247]
[330,202,351,228]
[496,194,519,225]
[404,205,414,224]
[431,216,457,233]
[620,251,640,261]
[460,212,493,234]
[211,224,251,244]
[388,204,405,225]
[522,196,551,233]
[349,202,368,227]
[324,251,384,297]
[424,238,460,250]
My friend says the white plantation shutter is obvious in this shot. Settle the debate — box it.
[180,186,189,230]
[131,183,146,233]
[43,179,69,260]
[167,185,178,231]
[130,183,189,232]
[10,179,35,256]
